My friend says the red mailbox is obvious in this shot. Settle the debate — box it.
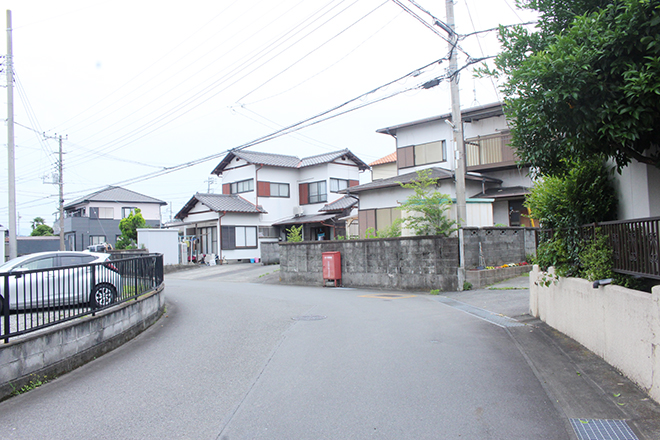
[322,251,341,287]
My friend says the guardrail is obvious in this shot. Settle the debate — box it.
[1,254,163,342]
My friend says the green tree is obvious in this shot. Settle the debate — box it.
[286,225,303,242]
[486,0,660,175]
[115,208,146,249]
[398,169,457,237]
[30,217,46,231]
[30,224,54,236]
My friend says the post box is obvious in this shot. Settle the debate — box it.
[322,251,341,287]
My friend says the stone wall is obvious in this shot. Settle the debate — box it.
[280,236,459,291]
[463,227,537,269]
[261,242,281,265]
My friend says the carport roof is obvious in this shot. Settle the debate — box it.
[272,213,337,226]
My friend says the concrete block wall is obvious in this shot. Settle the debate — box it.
[0,287,165,401]
[463,227,537,269]
[280,236,459,291]
[529,265,660,403]
[261,242,281,265]
[466,265,532,289]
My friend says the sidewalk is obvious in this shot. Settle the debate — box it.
[439,275,660,440]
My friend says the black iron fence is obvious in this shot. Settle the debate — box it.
[1,254,163,342]
[537,216,660,280]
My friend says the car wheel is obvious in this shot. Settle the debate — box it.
[90,283,117,309]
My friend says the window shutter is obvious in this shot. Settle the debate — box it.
[358,209,376,237]
[221,226,235,250]
[299,183,308,205]
[222,183,230,195]
[257,181,270,197]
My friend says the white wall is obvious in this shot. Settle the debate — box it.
[371,163,397,180]
[463,114,508,138]
[221,164,257,203]
[257,167,299,224]
[137,228,179,265]
[530,266,660,404]
[613,160,660,220]
[484,167,532,189]
[84,202,162,221]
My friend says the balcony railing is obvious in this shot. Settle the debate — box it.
[466,132,518,171]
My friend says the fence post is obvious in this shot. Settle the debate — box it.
[2,275,10,343]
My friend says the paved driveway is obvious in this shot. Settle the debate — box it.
[0,265,658,439]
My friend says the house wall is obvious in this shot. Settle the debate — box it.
[463,114,508,138]
[137,229,179,265]
[530,265,660,404]
[396,121,454,174]
[63,217,160,251]
[221,164,257,203]
[256,167,299,223]
[482,167,531,189]
[279,236,459,291]
[493,201,509,225]
[220,212,262,261]
[613,160,660,220]
[371,163,397,180]
[80,202,162,221]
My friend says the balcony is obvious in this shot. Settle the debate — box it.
[466,132,518,171]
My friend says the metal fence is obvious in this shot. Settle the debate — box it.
[1,254,163,342]
[537,216,660,280]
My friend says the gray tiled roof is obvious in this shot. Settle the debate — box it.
[175,193,265,219]
[320,196,358,212]
[470,186,531,199]
[272,213,338,226]
[211,148,369,174]
[342,167,502,194]
[65,186,166,209]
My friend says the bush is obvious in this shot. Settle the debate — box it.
[286,225,303,242]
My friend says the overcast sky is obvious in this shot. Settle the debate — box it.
[1,0,537,235]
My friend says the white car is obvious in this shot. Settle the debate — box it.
[0,251,121,312]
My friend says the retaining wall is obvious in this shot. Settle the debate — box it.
[466,265,532,289]
[261,242,281,265]
[0,286,165,401]
[280,236,459,291]
[529,265,660,403]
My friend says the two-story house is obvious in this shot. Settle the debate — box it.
[172,148,368,261]
[62,186,166,251]
[346,102,533,237]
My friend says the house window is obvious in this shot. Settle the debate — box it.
[398,140,447,169]
[99,207,114,219]
[330,178,349,193]
[259,226,278,238]
[308,181,327,204]
[221,226,257,249]
[230,179,254,194]
[198,227,217,254]
[122,207,137,218]
[90,235,106,245]
[270,182,289,197]
[359,208,401,235]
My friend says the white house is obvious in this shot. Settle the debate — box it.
[172,148,369,261]
[347,102,534,237]
[62,186,166,251]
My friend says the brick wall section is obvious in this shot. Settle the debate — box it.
[463,227,537,268]
[279,236,459,291]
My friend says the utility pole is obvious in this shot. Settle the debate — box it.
[6,10,17,259]
[58,135,65,250]
[445,0,467,288]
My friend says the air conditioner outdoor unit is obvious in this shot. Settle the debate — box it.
[293,206,304,217]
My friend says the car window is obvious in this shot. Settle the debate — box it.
[60,255,96,267]
[18,257,57,270]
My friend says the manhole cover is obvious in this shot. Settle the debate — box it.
[378,294,402,298]
[292,315,327,321]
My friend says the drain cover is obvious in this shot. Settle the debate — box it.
[570,419,639,440]
[292,315,327,321]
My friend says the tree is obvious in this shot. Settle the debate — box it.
[286,225,303,242]
[115,208,146,249]
[487,0,660,175]
[31,224,54,236]
[398,169,457,237]
[30,217,46,231]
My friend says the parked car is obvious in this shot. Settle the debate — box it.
[0,251,121,312]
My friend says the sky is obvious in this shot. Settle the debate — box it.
[1,0,537,235]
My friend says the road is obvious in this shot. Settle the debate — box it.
[0,264,658,439]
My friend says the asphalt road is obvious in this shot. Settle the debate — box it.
[0,265,658,439]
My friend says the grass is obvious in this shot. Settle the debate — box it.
[258,268,281,279]
[10,375,49,396]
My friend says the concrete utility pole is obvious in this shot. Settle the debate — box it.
[445,0,467,288]
[58,135,65,250]
[6,10,17,259]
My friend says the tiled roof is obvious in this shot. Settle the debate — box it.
[320,196,358,212]
[175,193,265,219]
[470,186,531,199]
[341,167,501,194]
[211,148,369,174]
[369,152,397,166]
[272,213,338,226]
[65,186,166,209]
